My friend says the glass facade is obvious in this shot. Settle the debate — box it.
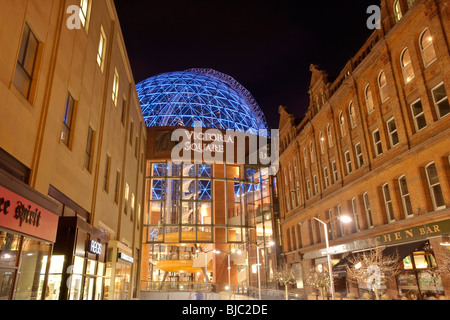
[142,161,279,291]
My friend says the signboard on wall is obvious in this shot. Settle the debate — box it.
[0,185,59,243]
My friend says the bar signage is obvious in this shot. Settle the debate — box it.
[0,185,59,243]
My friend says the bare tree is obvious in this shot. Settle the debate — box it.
[345,247,400,300]
[273,264,297,300]
[305,266,330,300]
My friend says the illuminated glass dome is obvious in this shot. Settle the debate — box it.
[136,68,268,135]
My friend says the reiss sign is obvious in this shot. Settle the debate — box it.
[0,185,59,243]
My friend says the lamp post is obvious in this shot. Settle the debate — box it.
[312,215,352,300]
[249,241,275,300]
[214,249,242,300]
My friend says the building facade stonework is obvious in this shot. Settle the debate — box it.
[278,0,450,299]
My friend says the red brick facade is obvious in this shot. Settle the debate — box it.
[278,0,450,299]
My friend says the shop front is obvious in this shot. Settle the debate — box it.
[0,173,60,300]
[106,240,136,300]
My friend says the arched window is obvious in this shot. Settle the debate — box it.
[319,132,325,154]
[378,71,389,102]
[348,101,357,128]
[365,84,375,114]
[407,0,416,9]
[316,96,320,112]
[310,142,315,163]
[327,124,333,148]
[393,0,402,22]
[401,48,415,84]
[420,28,437,67]
[303,148,308,169]
[339,112,346,137]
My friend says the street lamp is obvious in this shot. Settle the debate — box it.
[249,241,275,300]
[214,249,242,300]
[312,215,352,301]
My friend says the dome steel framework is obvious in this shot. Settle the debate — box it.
[136,69,268,135]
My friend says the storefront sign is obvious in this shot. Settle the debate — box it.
[0,185,59,243]
[88,240,103,255]
[118,252,134,263]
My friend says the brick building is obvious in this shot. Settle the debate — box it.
[278,0,450,299]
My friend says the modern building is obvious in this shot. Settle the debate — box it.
[0,0,146,300]
[137,69,281,296]
[278,0,450,299]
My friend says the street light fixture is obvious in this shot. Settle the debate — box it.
[215,249,242,300]
[249,241,275,300]
[312,215,352,301]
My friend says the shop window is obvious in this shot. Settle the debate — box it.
[44,255,65,300]
[410,99,427,132]
[431,83,450,119]
[425,162,446,211]
[386,117,400,147]
[398,175,414,218]
[401,48,415,84]
[419,28,437,67]
[13,23,39,100]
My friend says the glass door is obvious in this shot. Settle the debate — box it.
[0,269,15,300]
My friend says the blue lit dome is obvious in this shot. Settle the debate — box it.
[136,69,268,135]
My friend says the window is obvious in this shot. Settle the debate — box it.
[349,102,357,128]
[129,121,134,145]
[352,198,360,232]
[425,163,446,210]
[344,151,352,175]
[97,27,107,71]
[401,48,415,84]
[398,175,414,217]
[393,0,403,22]
[61,93,75,147]
[135,136,139,158]
[284,168,288,186]
[124,183,129,214]
[306,180,311,199]
[327,209,336,240]
[378,71,389,102]
[365,85,375,114]
[310,142,315,163]
[316,96,320,112]
[103,155,111,192]
[112,69,119,106]
[420,29,437,67]
[337,204,345,236]
[332,161,338,183]
[382,183,395,223]
[431,83,450,119]
[79,0,90,28]
[410,99,427,132]
[14,23,39,99]
[323,167,330,188]
[121,98,127,125]
[407,0,416,9]
[372,129,383,157]
[289,164,293,181]
[131,193,135,221]
[339,112,346,137]
[327,124,333,148]
[114,171,120,204]
[303,149,308,169]
[363,192,374,228]
[84,127,94,172]
[313,175,319,195]
[386,118,400,147]
[355,143,364,168]
[319,132,325,154]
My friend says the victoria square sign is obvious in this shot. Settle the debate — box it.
[170,122,280,175]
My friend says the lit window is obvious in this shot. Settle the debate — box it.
[14,23,39,99]
[327,124,333,148]
[401,48,415,84]
[352,198,360,232]
[363,192,374,228]
[131,193,135,221]
[420,29,437,67]
[337,205,345,236]
[79,0,90,28]
[398,175,414,217]
[303,148,308,169]
[112,69,119,106]
[365,84,375,114]
[393,0,403,22]
[339,112,346,137]
[372,129,383,157]
[355,143,364,168]
[349,102,357,128]
[61,93,75,147]
[386,118,400,147]
[378,71,389,102]
[124,183,130,214]
[344,150,352,175]
[410,99,427,132]
[382,183,395,223]
[425,163,446,211]
[284,168,288,186]
[97,27,107,71]
[319,132,325,154]
[431,83,450,119]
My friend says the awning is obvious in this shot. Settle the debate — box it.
[332,240,427,277]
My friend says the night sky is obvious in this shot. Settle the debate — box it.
[113,0,375,129]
